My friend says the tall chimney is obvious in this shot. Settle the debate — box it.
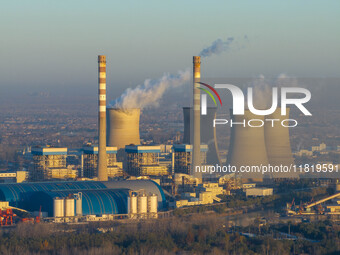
[97,55,108,181]
[192,56,201,177]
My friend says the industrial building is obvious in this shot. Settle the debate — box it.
[173,183,224,208]
[82,145,123,178]
[0,171,27,183]
[125,145,168,176]
[30,147,77,181]
[0,180,166,220]
[218,173,240,191]
[245,187,273,197]
[173,144,207,175]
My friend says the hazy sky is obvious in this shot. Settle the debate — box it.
[1,0,339,99]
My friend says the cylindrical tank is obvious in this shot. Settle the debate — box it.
[107,108,141,149]
[147,194,158,214]
[128,195,138,215]
[75,193,82,216]
[183,107,221,165]
[227,109,268,182]
[64,198,75,217]
[137,194,147,215]
[264,107,296,178]
[53,198,64,218]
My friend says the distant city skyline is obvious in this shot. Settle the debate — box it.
[1,0,339,102]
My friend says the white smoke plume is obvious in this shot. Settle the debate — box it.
[249,74,272,109]
[109,69,190,109]
[199,37,235,57]
[111,36,246,109]
[249,74,298,109]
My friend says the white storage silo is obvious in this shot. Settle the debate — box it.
[137,194,147,217]
[128,194,138,218]
[65,198,75,217]
[53,198,64,218]
[147,194,158,218]
[75,193,82,216]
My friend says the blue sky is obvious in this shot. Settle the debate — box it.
[0,0,339,98]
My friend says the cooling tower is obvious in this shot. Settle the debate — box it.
[107,108,141,149]
[183,107,221,165]
[227,109,268,182]
[97,55,108,181]
[264,107,296,178]
[192,56,201,177]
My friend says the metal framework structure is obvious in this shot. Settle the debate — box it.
[125,152,168,176]
[174,151,207,174]
[31,154,67,181]
[83,153,123,178]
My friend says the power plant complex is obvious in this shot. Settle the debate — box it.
[0,54,315,226]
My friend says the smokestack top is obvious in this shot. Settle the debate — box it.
[98,55,106,63]
[193,56,201,64]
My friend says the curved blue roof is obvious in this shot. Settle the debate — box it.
[26,189,129,216]
[102,180,166,209]
[0,181,106,206]
[0,180,167,211]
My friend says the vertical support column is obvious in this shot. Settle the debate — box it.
[98,55,108,181]
[192,56,201,178]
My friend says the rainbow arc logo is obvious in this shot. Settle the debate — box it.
[197,82,223,115]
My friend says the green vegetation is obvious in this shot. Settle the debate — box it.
[0,216,339,254]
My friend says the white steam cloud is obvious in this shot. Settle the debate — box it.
[111,36,247,109]
[249,74,298,109]
[109,69,190,109]
[199,37,235,57]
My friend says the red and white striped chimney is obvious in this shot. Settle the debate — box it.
[97,55,108,181]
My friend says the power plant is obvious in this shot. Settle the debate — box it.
[192,56,201,178]
[106,108,141,149]
[183,107,221,165]
[226,107,298,181]
[227,109,268,182]
[97,55,108,181]
[0,54,310,228]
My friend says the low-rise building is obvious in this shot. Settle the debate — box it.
[246,187,273,197]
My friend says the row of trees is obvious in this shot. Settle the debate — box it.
[0,215,339,254]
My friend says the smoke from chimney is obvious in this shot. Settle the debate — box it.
[248,74,298,109]
[110,36,246,110]
[109,69,190,110]
[199,37,235,58]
